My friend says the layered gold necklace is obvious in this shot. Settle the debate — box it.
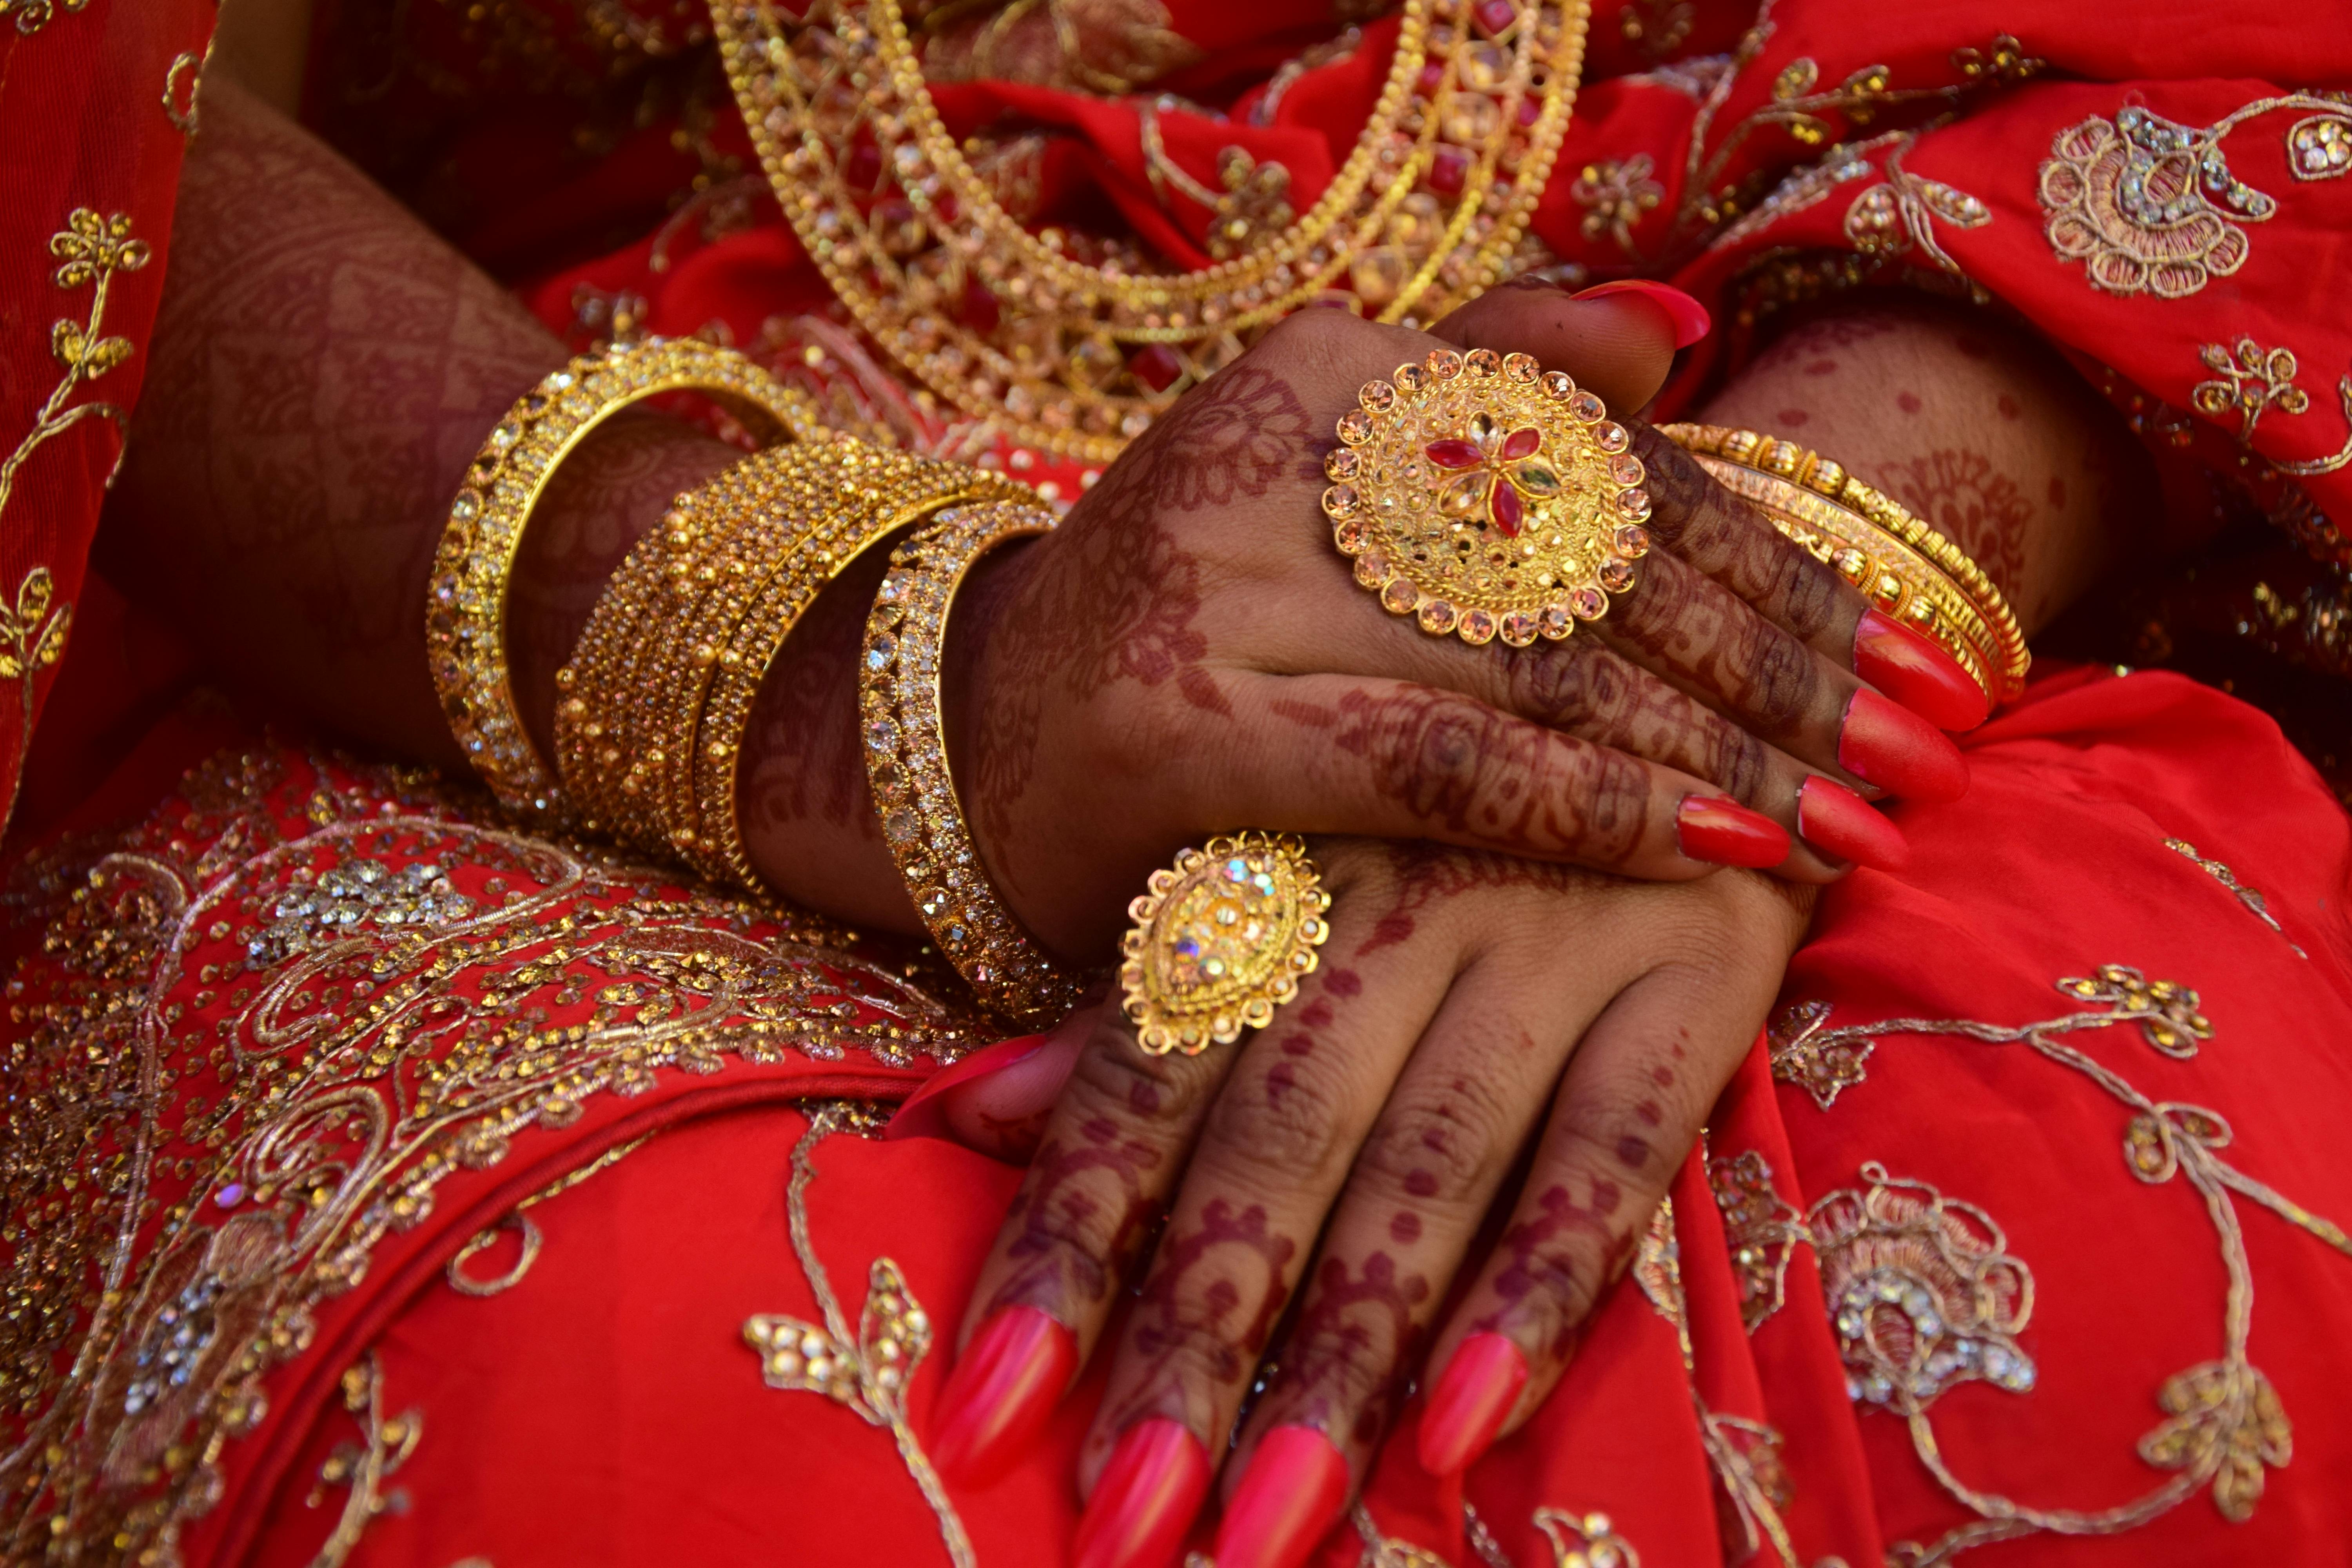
[713,0,1591,461]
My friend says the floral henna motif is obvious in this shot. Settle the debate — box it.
[1262,1251,1432,1445]
[1107,1199,1300,1427]
[1880,446,2033,604]
[985,1116,1166,1318]
[1481,1177,1630,1357]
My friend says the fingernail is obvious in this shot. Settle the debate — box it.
[1572,279,1712,348]
[1676,795,1790,869]
[1074,1419,1211,1568]
[1852,609,1989,731]
[929,1305,1079,1486]
[1417,1333,1529,1475]
[886,1033,1049,1142]
[1838,689,1969,804]
[1214,1425,1350,1568]
[1797,775,1911,873]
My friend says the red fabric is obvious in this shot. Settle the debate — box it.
[0,0,214,831]
[200,668,2352,1567]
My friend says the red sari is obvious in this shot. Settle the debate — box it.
[4,2,2352,1565]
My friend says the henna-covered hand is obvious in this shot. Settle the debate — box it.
[914,841,1811,1568]
[953,289,1984,956]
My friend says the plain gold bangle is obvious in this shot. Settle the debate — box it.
[427,337,813,822]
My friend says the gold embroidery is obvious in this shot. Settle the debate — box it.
[1841,146,1989,275]
[164,48,208,134]
[2162,837,2308,957]
[302,1356,424,1568]
[1811,1164,2036,1408]
[1570,156,1664,257]
[1,0,91,34]
[0,746,983,1564]
[0,566,72,765]
[1709,1148,1806,1332]
[1137,102,1297,263]
[743,1101,971,1567]
[2189,338,2352,477]
[1350,1501,1455,1566]
[1781,971,2352,1564]
[1534,1508,1641,1568]
[1766,997,1870,1108]
[2286,111,2352,181]
[444,1136,651,1296]
[2039,96,2346,298]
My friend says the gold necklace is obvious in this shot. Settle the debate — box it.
[713,0,1591,461]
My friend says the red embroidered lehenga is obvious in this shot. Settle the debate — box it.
[3,2,2350,1565]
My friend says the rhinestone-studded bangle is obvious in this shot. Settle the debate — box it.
[860,499,1078,1025]
[427,337,813,822]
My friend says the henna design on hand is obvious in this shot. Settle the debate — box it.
[1265,1251,1431,1444]
[1479,1176,1629,1356]
[985,1115,1166,1318]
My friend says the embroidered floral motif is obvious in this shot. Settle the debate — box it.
[1810,1163,2037,1408]
[1777,974,2352,1562]
[1571,155,1664,255]
[0,746,983,1564]
[1709,1149,1806,1332]
[1534,1508,1641,1568]
[1349,1502,1455,1566]
[2162,836,2307,956]
[2039,96,2349,298]
[743,1102,971,1567]
[1767,997,1871,1108]
[302,1356,424,1568]
[2285,112,2352,180]
[2188,339,2352,477]
[1841,149,1989,274]
[1,0,91,34]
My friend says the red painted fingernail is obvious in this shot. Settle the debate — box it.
[1797,775,1911,873]
[1214,1425,1350,1568]
[928,1305,1079,1486]
[1838,688,1968,804]
[1572,279,1712,348]
[1676,795,1790,869]
[886,1033,1049,1142]
[1417,1333,1529,1475]
[1074,1419,1211,1568]
[1852,609,1989,731]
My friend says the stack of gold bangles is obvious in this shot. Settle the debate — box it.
[428,342,2015,1049]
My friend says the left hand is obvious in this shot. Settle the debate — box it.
[910,839,1811,1568]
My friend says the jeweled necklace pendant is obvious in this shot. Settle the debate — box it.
[1322,347,1653,646]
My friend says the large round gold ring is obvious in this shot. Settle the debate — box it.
[1120,832,1330,1056]
[1322,347,1653,647]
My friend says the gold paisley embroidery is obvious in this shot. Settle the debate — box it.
[0,746,983,1565]
[302,1356,423,1568]
[2038,96,2347,298]
[1709,1149,1806,1333]
[743,1101,971,1568]
[1782,969,2352,1565]
[2161,836,2308,956]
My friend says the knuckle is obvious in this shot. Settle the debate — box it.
[1196,1054,1362,1184]
[1732,624,1819,736]
[1696,716,1773,802]
[1064,1018,1214,1126]
[1357,1076,1521,1207]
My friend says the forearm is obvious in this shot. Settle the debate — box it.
[101,77,918,928]
[1696,297,2163,637]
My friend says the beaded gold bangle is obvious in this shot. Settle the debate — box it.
[685,448,1028,891]
[860,499,1076,1025]
[1659,423,2030,702]
[428,337,812,822]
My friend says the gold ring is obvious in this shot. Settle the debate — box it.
[1322,347,1652,646]
[1120,832,1329,1056]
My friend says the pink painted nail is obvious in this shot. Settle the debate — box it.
[1852,608,1990,731]
[1214,1425,1350,1568]
[1797,775,1911,873]
[1417,1333,1529,1475]
[1676,795,1791,869]
[885,1033,1049,1142]
[1573,279,1712,348]
[1838,689,1968,804]
[928,1305,1078,1486]
[1074,1419,1211,1568]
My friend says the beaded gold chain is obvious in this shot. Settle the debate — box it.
[713,0,1593,461]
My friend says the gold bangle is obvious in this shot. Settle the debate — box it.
[685,449,1030,892]
[1120,831,1330,1055]
[428,337,812,822]
[1658,423,2030,702]
[860,499,1076,1025]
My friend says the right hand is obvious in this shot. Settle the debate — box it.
[948,288,1984,955]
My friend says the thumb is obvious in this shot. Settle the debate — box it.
[1428,280,1707,415]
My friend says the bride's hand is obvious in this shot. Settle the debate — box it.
[916,839,1809,1568]
[950,289,1980,955]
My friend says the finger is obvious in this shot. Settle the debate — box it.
[1218,897,1637,1564]
[928,996,1236,1487]
[1596,539,1967,804]
[1428,284,1684,412]
[1632,426,1990,730]
[1071,863,1450,1568]
[1225,672,1793,876]
[1416,949,1779,1474]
